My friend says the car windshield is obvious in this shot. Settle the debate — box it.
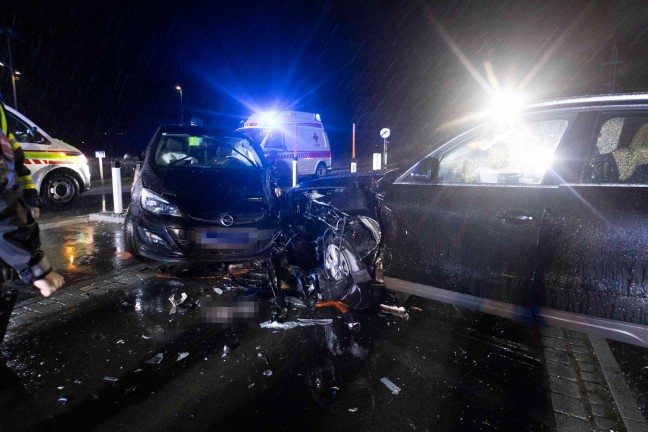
[154,133,263,169]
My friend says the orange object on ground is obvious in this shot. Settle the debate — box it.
[315,301,348,314]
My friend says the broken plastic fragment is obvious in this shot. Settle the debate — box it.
[285,296,306,308]
[103,376,118,383]
[380,304,409,319]
[380,377,401,395]
[177,352,189,362]
[315,301,348,313]
[145,353,164,365]
[57,396,69,404]
[263,369,273,377]
[142,335,151,340]
[169,292,188,314]
[348,407,358,413]
[248,383,255,389]
[348,322,361,331]
[116,339,125,344]
[297,318,333,326]
[169,292,188,306]
[260,321,299,330]
[214,288,223,295]
[222,345,232,358]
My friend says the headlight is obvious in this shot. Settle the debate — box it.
[141,188,182,217]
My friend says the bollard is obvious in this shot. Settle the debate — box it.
[373,153,382,170]
[292,158,298,187]
[351,158,357,173]
[111,160,123,214]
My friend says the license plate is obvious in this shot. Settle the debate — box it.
[195,228,273,250]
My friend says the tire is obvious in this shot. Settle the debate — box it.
[124,218,138,257]
[318,235,378,310]
[315,162,327,178]
[43,173,79,205]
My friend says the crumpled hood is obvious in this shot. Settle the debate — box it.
[142,167,267,215]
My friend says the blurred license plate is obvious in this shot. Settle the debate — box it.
[195,228,273,249]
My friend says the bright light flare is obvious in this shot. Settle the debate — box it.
[260,112,278,127]
[487,90,525,124]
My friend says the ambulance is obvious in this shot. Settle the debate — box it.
[238,111,331,178]
[4,105,90,204]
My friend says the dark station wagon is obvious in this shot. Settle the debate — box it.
[283,94,648,347]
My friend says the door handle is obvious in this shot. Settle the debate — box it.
[496,211,534,223]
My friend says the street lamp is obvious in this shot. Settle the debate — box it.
[175,85,183,125]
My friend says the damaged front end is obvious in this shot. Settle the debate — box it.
[275,171,397,309]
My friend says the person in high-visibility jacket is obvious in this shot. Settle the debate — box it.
[0,100,63,302]
[0,102,41,220]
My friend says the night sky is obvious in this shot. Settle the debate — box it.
[2,0,648,164]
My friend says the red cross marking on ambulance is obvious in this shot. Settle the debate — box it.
[313,133,319,143]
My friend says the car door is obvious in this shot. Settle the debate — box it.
[535,111,648,346]
[382,114,573,321]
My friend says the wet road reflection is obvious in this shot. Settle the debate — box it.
[0,262,554,431]
[6,223,137,303]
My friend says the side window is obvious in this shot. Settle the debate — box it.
[436,119,569,185]
[264,130,285,150]
[5,112,48,144]
[6,112,33,143]
[583,117,648,184]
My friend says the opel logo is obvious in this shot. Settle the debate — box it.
[220,214,234,227]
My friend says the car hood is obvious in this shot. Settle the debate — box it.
[142,167,269,214]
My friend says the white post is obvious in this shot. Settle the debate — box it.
[351,123,357,173]
[383,138,388,167]
[99,157,104,185]
[292,123,298,187]
[111,160,123,214]
[373,153,382,170]
[292,159,298,187]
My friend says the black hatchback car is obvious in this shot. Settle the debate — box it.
[283,94,648,347]
[125,125,280,262]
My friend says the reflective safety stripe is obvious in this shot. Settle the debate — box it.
[274,151,332,160]
[0,104,6,135]
[19,176,36,189]
[24,150,83,165]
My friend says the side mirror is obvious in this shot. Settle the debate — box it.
[410,156,439,182]
[123,152,144,161]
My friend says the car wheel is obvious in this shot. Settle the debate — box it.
[318,235,377,310]
[315,162,327,178]
[43,173,78,205]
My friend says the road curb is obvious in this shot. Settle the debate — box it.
[589,335,648,432]
[88,211,126,224]
[38,215,89,231]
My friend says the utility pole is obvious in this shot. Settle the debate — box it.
[0,27,18,109]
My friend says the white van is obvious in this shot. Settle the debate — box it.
[238,111,331,177]
[4,105,90,204]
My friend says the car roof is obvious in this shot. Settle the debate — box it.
[524,93,648,113]
[156,124,235,135]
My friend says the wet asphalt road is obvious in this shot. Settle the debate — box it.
[1,260,554,431]
[0,183,647,430]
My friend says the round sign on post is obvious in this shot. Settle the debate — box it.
[380,128,390,167]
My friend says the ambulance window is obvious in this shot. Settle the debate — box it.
[5,112,45,144]
[264,131,285,150]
